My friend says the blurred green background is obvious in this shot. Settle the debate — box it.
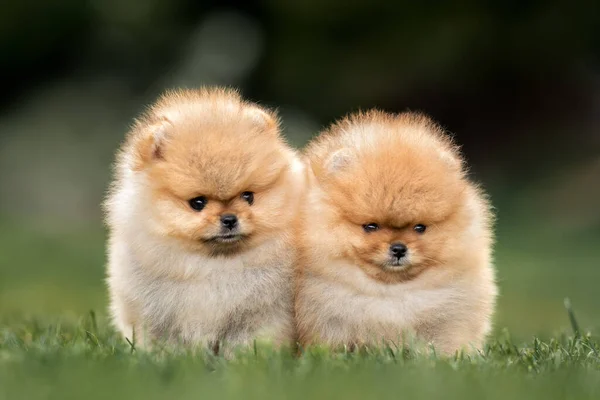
[0,0,598,340]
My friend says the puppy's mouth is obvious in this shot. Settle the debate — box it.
[382,258,410,270]
[204,233,246,244]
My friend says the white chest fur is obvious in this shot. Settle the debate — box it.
[299,261,472,344]
[109,231,293,346]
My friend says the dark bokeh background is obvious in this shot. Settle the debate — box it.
[1,0,599,338]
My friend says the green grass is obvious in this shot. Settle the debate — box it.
[1,313,599,400]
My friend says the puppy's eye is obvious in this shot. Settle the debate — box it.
[188,196,207,211]
[362,223,379,233]
[241,191,254,205]
[413,224,427,233]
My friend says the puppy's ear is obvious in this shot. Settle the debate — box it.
[244,106,278,132]
[132,117,172,170]
[437,147,463,173]
[325,148,354,174]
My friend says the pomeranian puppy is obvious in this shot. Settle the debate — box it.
[104,88,305,353]
[295,111,497,354]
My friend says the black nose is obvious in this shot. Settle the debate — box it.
[220,214,238,230]
[390,243,407,258]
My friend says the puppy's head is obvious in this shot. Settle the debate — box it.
[125,88,298,256]
[307,111,481,282]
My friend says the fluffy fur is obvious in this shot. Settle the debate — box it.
[104,88,305,353]
[295,110,497,354]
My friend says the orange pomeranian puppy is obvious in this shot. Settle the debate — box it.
[104,88,305,353]
[295,111,497,354]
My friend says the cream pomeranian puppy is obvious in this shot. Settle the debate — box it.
[295,111,497,354]
[104,88,305,352]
